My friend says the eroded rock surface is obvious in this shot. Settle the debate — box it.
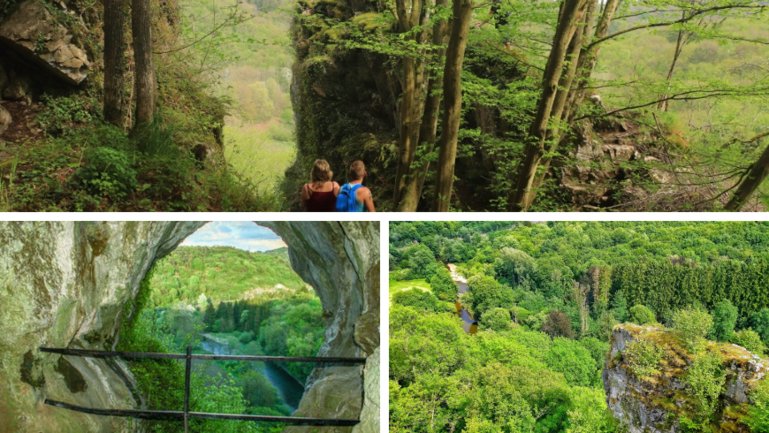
[0,0,90,85]
[265,221,380,433]
[0,222,202,433]
[604,324,767,433]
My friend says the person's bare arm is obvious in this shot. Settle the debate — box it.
[333,182,341,197]
[300,184,311,210]
[359,187,376,212]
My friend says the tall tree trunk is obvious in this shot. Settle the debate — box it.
[565,0,620,120]
[725,140,769,211]
[398,0,450,211]
[510,0,586,211]
[103,0,131,128]
[393,0,428,204]
[433,0,473,212]
[132,0,156,128]
[530,0,593,192]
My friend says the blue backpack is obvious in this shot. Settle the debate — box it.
[335,183,364,212]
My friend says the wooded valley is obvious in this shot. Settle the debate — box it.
[0,0,767,210]
[390,222,769,432]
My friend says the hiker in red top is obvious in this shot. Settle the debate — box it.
[300,159,340,212]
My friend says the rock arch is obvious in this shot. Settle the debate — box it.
[0,221,379,433]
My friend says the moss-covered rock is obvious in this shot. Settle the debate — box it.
[604,324,767,433]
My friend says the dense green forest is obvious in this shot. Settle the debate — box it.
[390,222,769,432]
[118,245,324,433]
[2,0,769,211]
[147,246,306,305]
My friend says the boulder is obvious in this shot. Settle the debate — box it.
[0,104,10,135]
[0,0,90,85]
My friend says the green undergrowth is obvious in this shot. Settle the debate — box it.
[0,94,277,211]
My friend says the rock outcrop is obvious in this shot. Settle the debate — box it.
[265,221,380,433]
[604,324,767,433]
[0,222,202,433]
[0,221,380,433]
[0,0,91,86]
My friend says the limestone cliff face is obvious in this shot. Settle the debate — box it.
[604,324,767,433]
[0,222,202,433]
[0,221,380,433]
[265,221,380,433]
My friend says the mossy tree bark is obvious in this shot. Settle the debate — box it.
[433,0,473,212]
[509,0,587,211]
[103,0,131,128]
[531,0,595,191]
[132,0,156,128]
[565,0,620,119]
[393,0,430,205]
[398,0,450,212]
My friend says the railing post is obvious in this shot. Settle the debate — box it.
[184,345,192,433]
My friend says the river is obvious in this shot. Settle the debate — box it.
[200,335,305,411]
[448,264,478,334]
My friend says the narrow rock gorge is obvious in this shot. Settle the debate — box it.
[0,221,379,433]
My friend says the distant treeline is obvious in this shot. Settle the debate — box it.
[202,294,324,379]
[615,257,769,323]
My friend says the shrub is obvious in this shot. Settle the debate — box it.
[629,304,656,325]
[731,329,766,355]
[672,307,714,352]
[623,339,664,378]
[683,352,725,423]
[238,331,255,344]
[392,289,442,313]
[745,378,769,432]
[481,308,513,331]
[74,146,137,201]
[37,94,97,136]
[710,300,738,341]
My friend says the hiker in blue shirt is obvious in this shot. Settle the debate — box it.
[336,160,376,212]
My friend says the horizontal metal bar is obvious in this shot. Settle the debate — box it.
[45,400,360,426]
[39,347,366,365]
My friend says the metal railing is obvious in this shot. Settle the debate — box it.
[40,346,366,431]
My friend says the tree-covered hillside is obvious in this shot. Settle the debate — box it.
[390,222,769,432]
[148,246,307,306]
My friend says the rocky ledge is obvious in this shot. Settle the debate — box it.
[604,324,767,433]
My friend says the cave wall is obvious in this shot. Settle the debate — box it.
[0,222,202,433]
[0,221,380,433]
[264,221,380,433]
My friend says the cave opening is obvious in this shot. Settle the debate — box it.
[118,222,327,433]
